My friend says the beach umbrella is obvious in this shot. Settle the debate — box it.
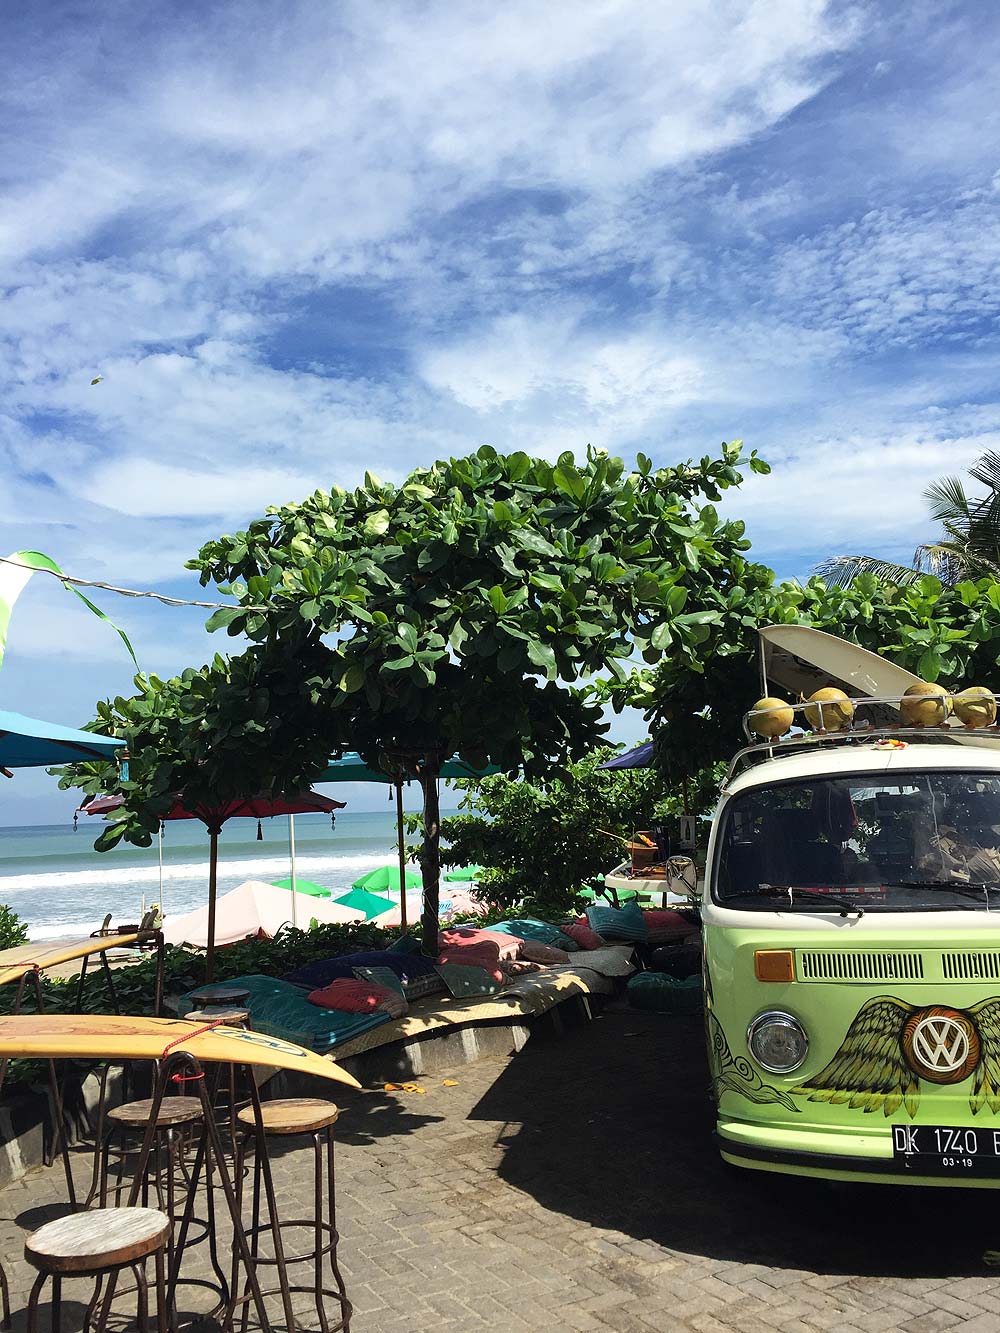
[442,864,483,881]
[0,709,123,771]
[332,888,397,920]
[597,742,653,770]
[322,752,498,932]
[352,865,422,894]
[271,877,331,898]
[82,790,345,980]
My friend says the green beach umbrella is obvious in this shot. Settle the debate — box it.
[442,865,483,881]
[333,888,397,920]
[352,865,422,894]
[271,877,331,898]
[322,752,499,932]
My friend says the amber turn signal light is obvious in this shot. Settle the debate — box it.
[755,949,795,982]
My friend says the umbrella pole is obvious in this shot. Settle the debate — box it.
[157,820,164,913]
[395,781,407,933]
[289,814,298,929]
[206,828,219,984]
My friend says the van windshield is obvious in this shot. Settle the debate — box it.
[715,772,1000,911]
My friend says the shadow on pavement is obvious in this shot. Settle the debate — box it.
[470,1005,1000,1278]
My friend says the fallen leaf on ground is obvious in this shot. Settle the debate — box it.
[442,1079,459,1087]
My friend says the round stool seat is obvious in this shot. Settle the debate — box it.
[25,1207,170,1275]
[183,1005,250,1024]
[238,1098,340,1136]
[108,1096,203,1128]
[188,984,251,1006]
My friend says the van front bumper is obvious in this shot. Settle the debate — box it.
[716,1118,1000,1188]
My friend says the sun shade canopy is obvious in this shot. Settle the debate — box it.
[0,710,124,769]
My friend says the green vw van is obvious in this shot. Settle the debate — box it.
[704,627,1000,1186]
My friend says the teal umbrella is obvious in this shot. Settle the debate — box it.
[271,877,331,899]
[443,865,483,881]
[353,865,422,894]
[0,709,123,768]
[333,888,397,920]
[322,753,498,933]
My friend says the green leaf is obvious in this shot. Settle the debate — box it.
[527,640,557,679]
[530,573,565,593]
[363,508,391,538]
[493,500,513,523]
[383,655,415,672]
[397,623,418,653]
[553,466,586,501]
[650,623,673,651]
[487,585,509,614]
[339,664,366,694]
[204,606,243,633]
[918,646,944,681]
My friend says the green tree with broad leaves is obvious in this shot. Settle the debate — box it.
[429,746,724,917]
[180,441,768,947]
[640,570,1000,777]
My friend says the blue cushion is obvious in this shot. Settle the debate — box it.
[585,901,648,942]
[179,974,389,1052]
[490,919,578,951]
[284,949,437,989]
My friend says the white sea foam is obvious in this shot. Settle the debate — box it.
[0,851,393,893]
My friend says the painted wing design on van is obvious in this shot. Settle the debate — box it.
[794,996,920,1118]
[969,1000,1000,1115]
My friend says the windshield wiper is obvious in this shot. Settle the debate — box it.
[724,885,864,918]
[889,880,1000,910]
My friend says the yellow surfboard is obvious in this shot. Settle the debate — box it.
[0,1014,359,1088]
[0,935,145,987]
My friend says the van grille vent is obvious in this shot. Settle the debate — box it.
[941,952,1000,982]
[799,951,924,982]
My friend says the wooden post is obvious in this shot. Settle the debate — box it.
[395,780,408,933]
[206,827,219,983]
[419,762,441,957]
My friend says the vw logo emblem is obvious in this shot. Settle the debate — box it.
[902,1007,981,1084]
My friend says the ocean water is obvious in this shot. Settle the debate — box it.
[0,810,421,941]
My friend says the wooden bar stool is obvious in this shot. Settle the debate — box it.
[24,1207,170,1332]
[231,1098,352,1332]
[98,1097,203,1215]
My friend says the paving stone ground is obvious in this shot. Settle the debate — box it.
[3,1004,1000,1330]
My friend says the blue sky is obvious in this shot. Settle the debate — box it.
[2,0,999,822]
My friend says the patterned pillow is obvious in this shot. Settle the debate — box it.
[353,967,409,1016]
[402,972,447,1002]
[439,927,520,960]
[436,947,505,982]
[308,978,399,1013]
[563,921,606,950]
[435,963,505,998]
[517,940,571,964]
[585,900,648,942]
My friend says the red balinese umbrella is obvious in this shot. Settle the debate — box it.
[82,791,346,980]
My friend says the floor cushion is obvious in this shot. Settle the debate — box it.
[180,974,390,1052]
[435,963,506,998]
[436,946,505,982]
[490,919,578,951]
[285,949,437,990]
[439,927,520,960]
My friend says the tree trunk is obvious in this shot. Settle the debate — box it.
[419,761,441,957]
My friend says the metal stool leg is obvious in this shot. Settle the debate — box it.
[25,1271,45,1333]
[133,1261,150,1333]
[325,1126,352,1330]
[50,1275,61,1333]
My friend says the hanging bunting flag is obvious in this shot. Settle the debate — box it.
[0,550,138,671]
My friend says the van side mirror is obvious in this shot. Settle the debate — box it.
[667,855,698,899]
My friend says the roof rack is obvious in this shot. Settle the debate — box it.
[727,692,1000,786]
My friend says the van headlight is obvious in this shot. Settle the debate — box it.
[747,1011,808,1073]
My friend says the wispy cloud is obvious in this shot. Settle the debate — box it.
[3,0,1000,819]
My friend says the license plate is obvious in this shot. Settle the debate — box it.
[892,1124,1000,1176]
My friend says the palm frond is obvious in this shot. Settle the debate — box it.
[924,475,972,527]
[968,449,1000,496]
[814,555,923,589]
